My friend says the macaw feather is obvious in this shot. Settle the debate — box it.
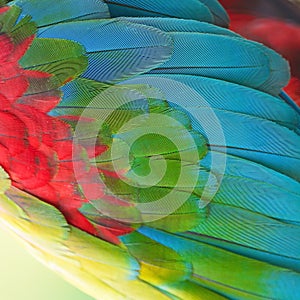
[202,151,300,223]
[138,227,300,299]
[103,0,229,27]
[20,37,88,86]
[37,19,173,83]
[0,0,300,299]
[137,74,300,131]
[116,17,239,37]
[149,32,289,95]
[10,0,110,27]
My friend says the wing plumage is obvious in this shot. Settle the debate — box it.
[0,1,300,299]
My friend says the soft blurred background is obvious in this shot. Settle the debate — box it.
[1,0,299,299]
[0,227,93,300]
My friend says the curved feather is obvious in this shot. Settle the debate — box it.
[11,0,110,27]
[37,19,173,83]
[20,38,88,87]
[149,32,290,95]
[104,0,229,27]
[0,1,300,300]
[138,226,300,299]
[192,203,300,258]
[133,74,300,131]
[72,85,214,233]
[0,171,159,300]
[0,167,226,300]
[202,151,300,223]
[116,17,239,37]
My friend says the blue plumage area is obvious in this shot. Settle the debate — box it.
[38,19,173,83]
[125,74,300,181]
[149,33,289,95]
[116,17,240,36]
[201,151,300,223]
[11,0,110,26]
[136,74,299,130]
[104,0,229,26]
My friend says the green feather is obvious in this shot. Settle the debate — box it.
[20,38,88,86]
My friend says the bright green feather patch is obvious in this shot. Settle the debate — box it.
[73,83,219,233]
[20,37,88,87]
[0,5,36,42]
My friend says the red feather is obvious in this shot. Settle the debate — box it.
[0,7,134,244]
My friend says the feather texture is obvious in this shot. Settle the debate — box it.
[38,19,173,83]
[116,17,239,36]
[149,32,290,95]
[11,0,110,26]
[0,1,299,299]
[104,0,229,27]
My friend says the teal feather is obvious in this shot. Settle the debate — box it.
[10,0,110,27]
[280,90,300,117]
[116,17,238,36]
[51,78,112,117]
[216,147,300,182]
[200,151,300,224]
[191,203,300,259]
[179,232,300,273]
[104,0,229,27]
[122,75,300,179]
[198,0,230,26]
[205,108,300,157]
[38,19,173,83]
[206,110,300,180]
[149,32,290,95]
[131,74,300,131]
[203,151,300,196]
[136,227,300,299]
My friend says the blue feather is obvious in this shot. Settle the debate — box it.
[192,203,300,259]
[137,226,300,299]
[204,109,300,180]
[130,74,300,131]
[216,148,300,182]
[38,19,173,83]
[123,74,300,180]
[116,17,239,36]
[148,32,290,95]
[199,0,230,26]
[280,90,300,116]
[104,0,229,27]
[11,0,110,27]
[180,232,300,273]
[202,151,300,223]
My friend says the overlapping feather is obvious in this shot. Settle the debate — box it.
[0,1,300,299]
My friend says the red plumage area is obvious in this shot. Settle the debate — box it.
[0,8,133,244]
